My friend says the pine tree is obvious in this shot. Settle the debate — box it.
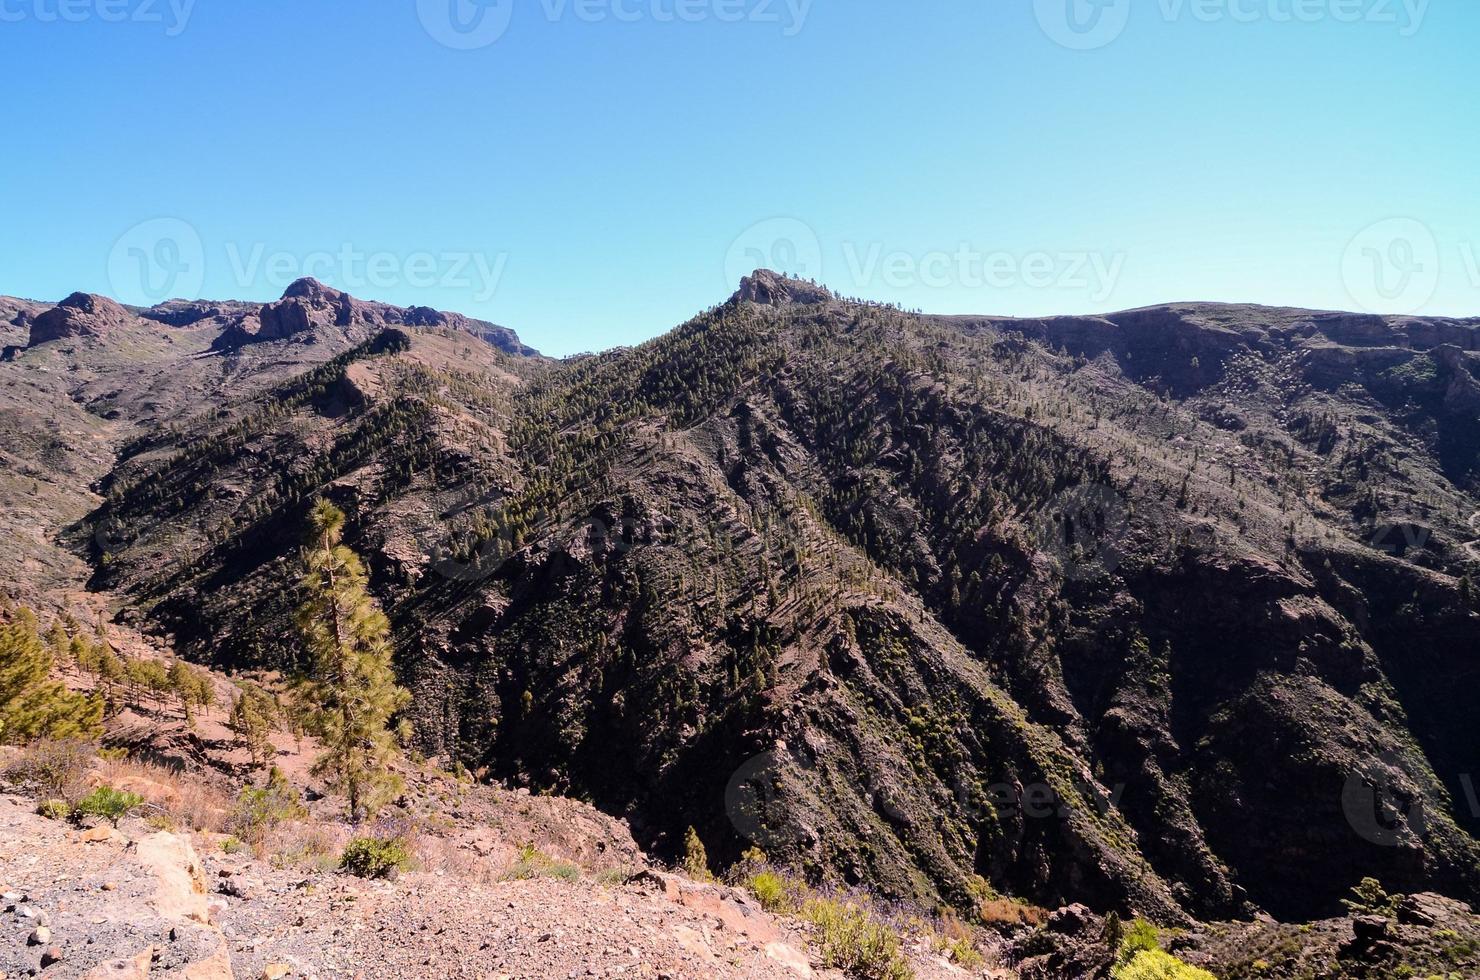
[228,681,278,770]
[0,611,104,744]
[681,825,711,880]
[295,500,410,822]
[167,661,212,729]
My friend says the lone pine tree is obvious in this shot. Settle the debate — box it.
[295,500,410,822]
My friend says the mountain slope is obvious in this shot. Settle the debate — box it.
[7,272,1479,927]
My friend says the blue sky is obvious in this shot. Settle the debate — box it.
[2,0,1476,355]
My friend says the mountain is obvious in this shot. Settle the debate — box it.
[3,271,1478,933]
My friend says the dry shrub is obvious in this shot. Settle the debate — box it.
[91,753,231,833]
[411,834,497,884]
[3,739,97,802]
[262,820,348,871]
[980,897,1050,929]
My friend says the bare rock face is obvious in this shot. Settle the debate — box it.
[27,292,133,345]
[733,269,835,307]
[211,278,537,356]
[256,277,356,340]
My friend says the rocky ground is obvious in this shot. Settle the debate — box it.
[0,725,993,980]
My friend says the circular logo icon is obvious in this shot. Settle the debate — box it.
[414,485,514,583]
[93,516,130,556]
[724,747,814,850]
[106,218,205,307]
[1030,483,1129,581]
[417,0,513,50]
[724,218,823,291]
[1341,218,1440,315]
[1341,751,1430,848]
[1034,0,1132,51]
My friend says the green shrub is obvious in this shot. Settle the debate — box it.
[35,799,71,820]
[803,897,914,980]
[748,870,802,914]
[226,769,307,847]
[73,786,143,826]
[4,738,96,801]
[339,836,412,879]
[594,867,634,888]
[1112,948,1217,980]
[681,825,711,880]
[502,843,581,882]
[935,935,983,967]
[1342,877,1400,917]
[1120,918,1161,960]
[220,836,249,855]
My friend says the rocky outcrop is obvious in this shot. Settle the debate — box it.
[0,796,233,979]
[733,269,836,307]
[210,278,537,356]
[26,292,133,345]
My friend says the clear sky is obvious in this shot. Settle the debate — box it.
[2,0,1476,355]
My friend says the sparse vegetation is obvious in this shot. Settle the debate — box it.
[73,785,143,826]
[339,836,413,879]
[802,896,914,980]
[227,766,307,848]
[502,843,581,882]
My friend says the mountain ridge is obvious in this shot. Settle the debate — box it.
[2,270,1478,935]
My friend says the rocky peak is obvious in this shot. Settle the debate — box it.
[733,269,835,308]
[27,292,133,345]
[253,278,357,342]
[210,279,538,357]
[279,276,347,304]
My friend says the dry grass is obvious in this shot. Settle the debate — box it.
[92,752,232,833]
[979,896,1050,929]
[3,739,96,802]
